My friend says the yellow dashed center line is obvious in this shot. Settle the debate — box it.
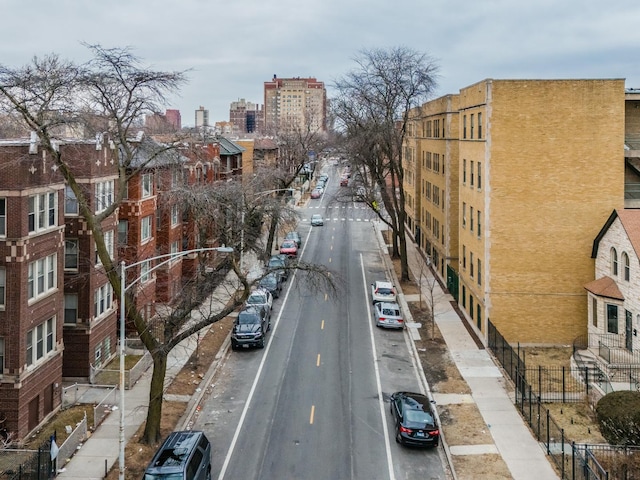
[316,354,321,367]
[310,405,315,424]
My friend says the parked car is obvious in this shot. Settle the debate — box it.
[374,301,404,329]
[231,305,270,349]
[279,239,298,257]
[267,255,289,282]
[258,272,283,298]
[318,173,329,183]
[285,231,302,248]
[245,288,273,319]
[340,176,349,187]
[371,280,396,304]
[316,180,326,190]
[389,392,440,447]
[144,430,212,480]
[311,214,324,226]
[310,188,323,199]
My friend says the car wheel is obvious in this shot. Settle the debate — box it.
[206,468,212,480]
[231,341,238,351]
[258,338,265,349]
[395,430,402,444]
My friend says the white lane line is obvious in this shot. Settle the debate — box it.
[360,254,396,480]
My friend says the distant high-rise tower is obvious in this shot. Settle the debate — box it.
[229,99,264,134]
[195,106,209,129]
[263,76,326,134]
[165,109,181,130]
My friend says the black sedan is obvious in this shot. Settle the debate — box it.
[389,392,440,447]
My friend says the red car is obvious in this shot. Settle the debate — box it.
[279,240,298,257]
[340,176,349,186]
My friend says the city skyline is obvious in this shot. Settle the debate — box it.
[1,0,640,125]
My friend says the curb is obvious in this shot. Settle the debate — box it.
[372,221,457,480]
[175,330,233,431]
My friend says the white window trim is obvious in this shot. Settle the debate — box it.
[142,173,153,198]
[94,283,114,319]
[64,185,79,215]
[28,254,57,302]
[141,215,152,243]
[26,317,56,368]
[0,197,6,237]
[28,191,57,234]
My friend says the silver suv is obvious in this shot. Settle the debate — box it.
[370,280,396,304]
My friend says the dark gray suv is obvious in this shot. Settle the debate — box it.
[231,306,270,349]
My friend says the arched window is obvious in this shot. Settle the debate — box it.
[622,252,630,281]
[611,248,618,276]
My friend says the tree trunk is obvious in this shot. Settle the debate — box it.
[142,351,168,444]
[264,215,278,260]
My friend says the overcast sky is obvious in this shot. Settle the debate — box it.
[2,0,640,127]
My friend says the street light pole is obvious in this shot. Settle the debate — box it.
[118,246,232,480]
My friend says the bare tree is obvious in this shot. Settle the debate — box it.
[0,46,336,445]
[332,46,439,281]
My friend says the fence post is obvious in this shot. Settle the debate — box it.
[562,366,566,403]
[560,428,565,479]
[538,365,542,400]
[546,408,551,454]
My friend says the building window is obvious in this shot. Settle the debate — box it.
[470,114,474,139]
[28,254,57,301]
[463,115,467,139]
[470,252,474,278]
[95,344,102,366]
[26,317,56,367]
[611,248,618,276]
[607,304,618,334]
[64,294,78,324]
[95,180,114,214]
[64,185,78,215]
[170,241,180,264]
[592,297,598,327]
[0,198,5,236]
[477,210,482,237]
[478,259,482,285]
[94,283,113,318]
[118,220,128,245]
[462,245,466,269]
[477,162,482,190]
[142,173,153,198]
[478,112,482,139]
[470,207,474,232]
[0,338,4,374]
[623,252,630,281]
[462,285,466,308]
[141,215,152,243]
[463,159,467,184]
[96,230,114,265]
[0,267,4,309]
[470,161,474,186]
[140,260,152,283]
[171,204,180,226]
[462,203,466,228]
[64,240,79,270]
[28,192,57,233]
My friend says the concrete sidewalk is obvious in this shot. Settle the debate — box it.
[375,221,559,480]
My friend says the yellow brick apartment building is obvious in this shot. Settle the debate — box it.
[404,79,626,344]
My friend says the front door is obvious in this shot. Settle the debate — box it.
[626,310,633,351]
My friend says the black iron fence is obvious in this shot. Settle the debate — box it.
[487,319,640,480]
[0,443,53,480]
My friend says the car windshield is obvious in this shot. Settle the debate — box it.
[405,409,434,424]
[247,294,265,305]
[145,474,183,480]
[382,308,400,316]
[282,241,296,248]
[377,288,394,295]
[238,312,259,324]
[286,233,298,240]
[269,259,284,268]
[260,276,276,287]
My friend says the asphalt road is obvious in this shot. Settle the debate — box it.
[194,171,447,480]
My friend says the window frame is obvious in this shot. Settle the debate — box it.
[606,304,619,334]
[141,215,152,243]
[28,253,57,302]
[64,239,79,271]
[611,248,618,276]
[622,252,630,281]
[28,191,57,234]
[64,293,78,325]
[26,317,56,367]
[0,267,5,309]
[64,185,79,215]
[141,173,153,198]
[0,197,6,237]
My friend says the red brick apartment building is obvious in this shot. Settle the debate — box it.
[0,137,119,438]
[0,132,245,439]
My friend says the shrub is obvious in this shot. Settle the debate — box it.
[596,391,640,445]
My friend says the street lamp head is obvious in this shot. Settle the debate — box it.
[216,246,234,253]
